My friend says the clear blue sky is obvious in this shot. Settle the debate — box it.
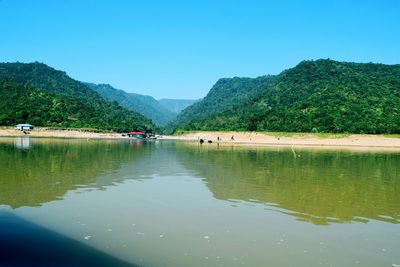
[1,0,399,99]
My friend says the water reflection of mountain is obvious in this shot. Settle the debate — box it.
[0,138,154,208]
[3,138,400,226]
[0,138,195,209]
[175,144,400,225]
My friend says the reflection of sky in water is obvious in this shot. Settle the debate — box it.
[1,138,400,267]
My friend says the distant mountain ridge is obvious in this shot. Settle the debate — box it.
[158,99,199,114]
[0,62,155,132]
[4,59,398,134]
[173,59,400,134]
[85,83,177,126]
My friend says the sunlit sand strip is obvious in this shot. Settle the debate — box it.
[163,131,400,151]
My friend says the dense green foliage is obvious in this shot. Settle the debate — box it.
[172,75,276,127]
[158,98,199,114]
[165,75,276,133]
[0,62,155,132]
[176,60,400,134]
[85,83,176,126]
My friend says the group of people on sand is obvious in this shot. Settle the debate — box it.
[199,135,234,144]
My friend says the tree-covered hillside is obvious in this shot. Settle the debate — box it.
[85,83,176,126]
[0,62,155,132]
[176,60,400,134]
[171,75,277,128]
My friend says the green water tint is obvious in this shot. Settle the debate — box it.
[175,144,400,225]
[0,138,150,208]
[0,138,399,267]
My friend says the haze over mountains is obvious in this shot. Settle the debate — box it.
[0,62,197,131]
[1,59,399,134]
[85,83,197,126]
[158,99,200,114]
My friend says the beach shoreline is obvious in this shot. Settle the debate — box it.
[1,128,400,150]
[162,131,400,150]
[0,127,125,139]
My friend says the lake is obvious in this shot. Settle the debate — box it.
[0,137,399,267]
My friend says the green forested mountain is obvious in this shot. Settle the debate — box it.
[171,75,277,128]
[0,62,155,132]
[85,83,176,126]
[176,59,400,134]
[158,98,199,114]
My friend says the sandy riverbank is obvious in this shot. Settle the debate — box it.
[0,128,125,139]
[163,131,400,149]
[1,128,400,149]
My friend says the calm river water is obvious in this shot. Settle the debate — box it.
[0,137,399,267]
